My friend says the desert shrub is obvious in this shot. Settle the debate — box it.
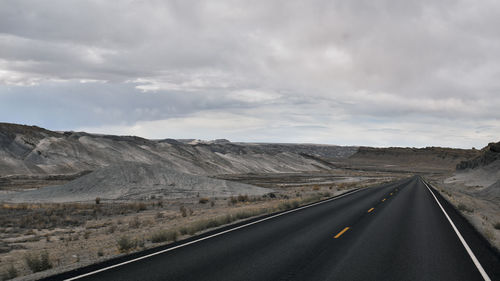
[234,208,267,220]
[1,264,17,280]
[24,251,52,273]
[228,196,238,206]
[137,239,145,249]
[156,212,164,219]
[129,216,141,229]
[133,202,147,212]
[180,206,187,217]
[210,201,215,207]
[95,197,101,205]
[457,203,474,213]
[97,249,104,257]
[151,230,178,243]
[83,230,91,239]
[107,224,117,234]
[277,200,300,211]
[117,236,136,253]
[179,227,189,235]
[301,194,322,205]
[199,198,209,204]
[493,222,500,230]
[237,194,248,202]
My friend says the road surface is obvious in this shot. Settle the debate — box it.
[46,176,500,281]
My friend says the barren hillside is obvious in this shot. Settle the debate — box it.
[0,123,356,179]
[446,141,500,199]
[346,146,480,173]
[0,123,357,202]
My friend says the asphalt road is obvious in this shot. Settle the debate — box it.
[48,176,500,281]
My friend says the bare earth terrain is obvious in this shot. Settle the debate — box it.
[0,123,498,280]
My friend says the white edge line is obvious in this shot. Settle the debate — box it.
[66,188,365,280]
[422,179,491,281]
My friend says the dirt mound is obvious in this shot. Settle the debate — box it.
[2,162,271,202]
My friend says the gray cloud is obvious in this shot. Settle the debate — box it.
[0,0,499,147]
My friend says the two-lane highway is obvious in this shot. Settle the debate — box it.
[47,176,500,281]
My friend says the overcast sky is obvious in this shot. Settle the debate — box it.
[1,0,499,148]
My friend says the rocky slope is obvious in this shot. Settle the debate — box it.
[456,142,500,170]
[447,141,500,199]
[0,123,357,202]
[0,123,356,178]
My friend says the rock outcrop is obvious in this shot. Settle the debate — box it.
[456,142,500,170]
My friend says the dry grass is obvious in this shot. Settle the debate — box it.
[24,251,52,273]
[116,236,136,253]
[457,203,474,213]
[0,202,152,231]
[150,230,178,243]
[1,264,17,280]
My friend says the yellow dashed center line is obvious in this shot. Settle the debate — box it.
[334,227,350,238]
[382,198,386,202]
[367,207,374,213]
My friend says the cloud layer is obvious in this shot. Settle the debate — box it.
[1,0,499,147]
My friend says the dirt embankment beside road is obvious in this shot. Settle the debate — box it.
[433,141,500,251]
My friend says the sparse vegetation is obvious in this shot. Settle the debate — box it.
[117,236,136,253]
[129,216,141,229]
[156,211,164,219]
[229,196,238,205]
[277,200,300,211]
[24,251,52,273]
[1,264,17,280]
[0,202,153,230]
[457,203,474,213]
[0,172,392,279]
[180,205,188,217]
[107,224,117,234]
[237,194,249,202]
[150,230,178,243]
[493,222,500,230]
